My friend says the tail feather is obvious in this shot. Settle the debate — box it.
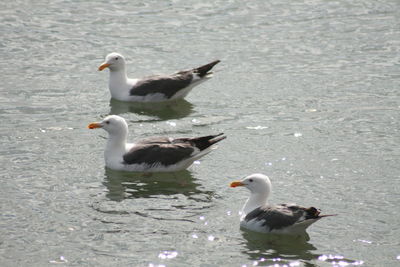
[190,133,226,151]
[193,60,221,77]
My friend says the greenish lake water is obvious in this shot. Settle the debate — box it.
[1,0,399,266]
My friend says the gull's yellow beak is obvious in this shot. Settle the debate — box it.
[230,181,245,188]
[98,63,110,71]
[87,122,102,129]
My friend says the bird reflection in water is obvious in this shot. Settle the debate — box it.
[109,98,194,121]
[240,230,318,266]
[103,168,212,202]
[240,231,361,267]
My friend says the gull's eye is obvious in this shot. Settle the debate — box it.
[249,179,253,182]
[115,57,119,60]
[105,121,110,124]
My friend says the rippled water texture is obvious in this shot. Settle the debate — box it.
[1,0,399,266]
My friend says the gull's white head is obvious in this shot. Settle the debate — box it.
[98,52,126,71]
[88,115,129,136]
[230,173,272,196]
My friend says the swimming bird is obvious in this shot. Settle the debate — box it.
[230,173,335,235]
[98,52,220,102]
[88,115,226,172]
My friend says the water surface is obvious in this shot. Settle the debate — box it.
[1,0,399,266]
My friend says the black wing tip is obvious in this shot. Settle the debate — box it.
[210,133,226,140]
[207,60,221,68]
[199,132,226,139]
[203,60,221,66]
[319,214,338,218]
[194,60,221,77]
[210,133,227,142]
[214,132,225,137]
[191,133,226,150]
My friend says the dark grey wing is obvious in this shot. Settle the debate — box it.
[136,133,225,151]
[135,136,197,146]
[135,136,174,145]
[123,133,226,167]
[130,72,194,98]
[122,143,195,166]
[244,204,306,231]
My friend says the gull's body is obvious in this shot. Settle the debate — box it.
[98,53,220,102]
[88,115,226,172]
[230,174,335,235]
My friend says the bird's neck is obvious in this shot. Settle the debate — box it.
[109,68,128,86]
[108,68,130,101]
[242,193,268,215]
[105,132,128,156]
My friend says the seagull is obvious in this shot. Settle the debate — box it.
[98,52,220,102]
[230,173,335,235]
[88,115,226,172]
